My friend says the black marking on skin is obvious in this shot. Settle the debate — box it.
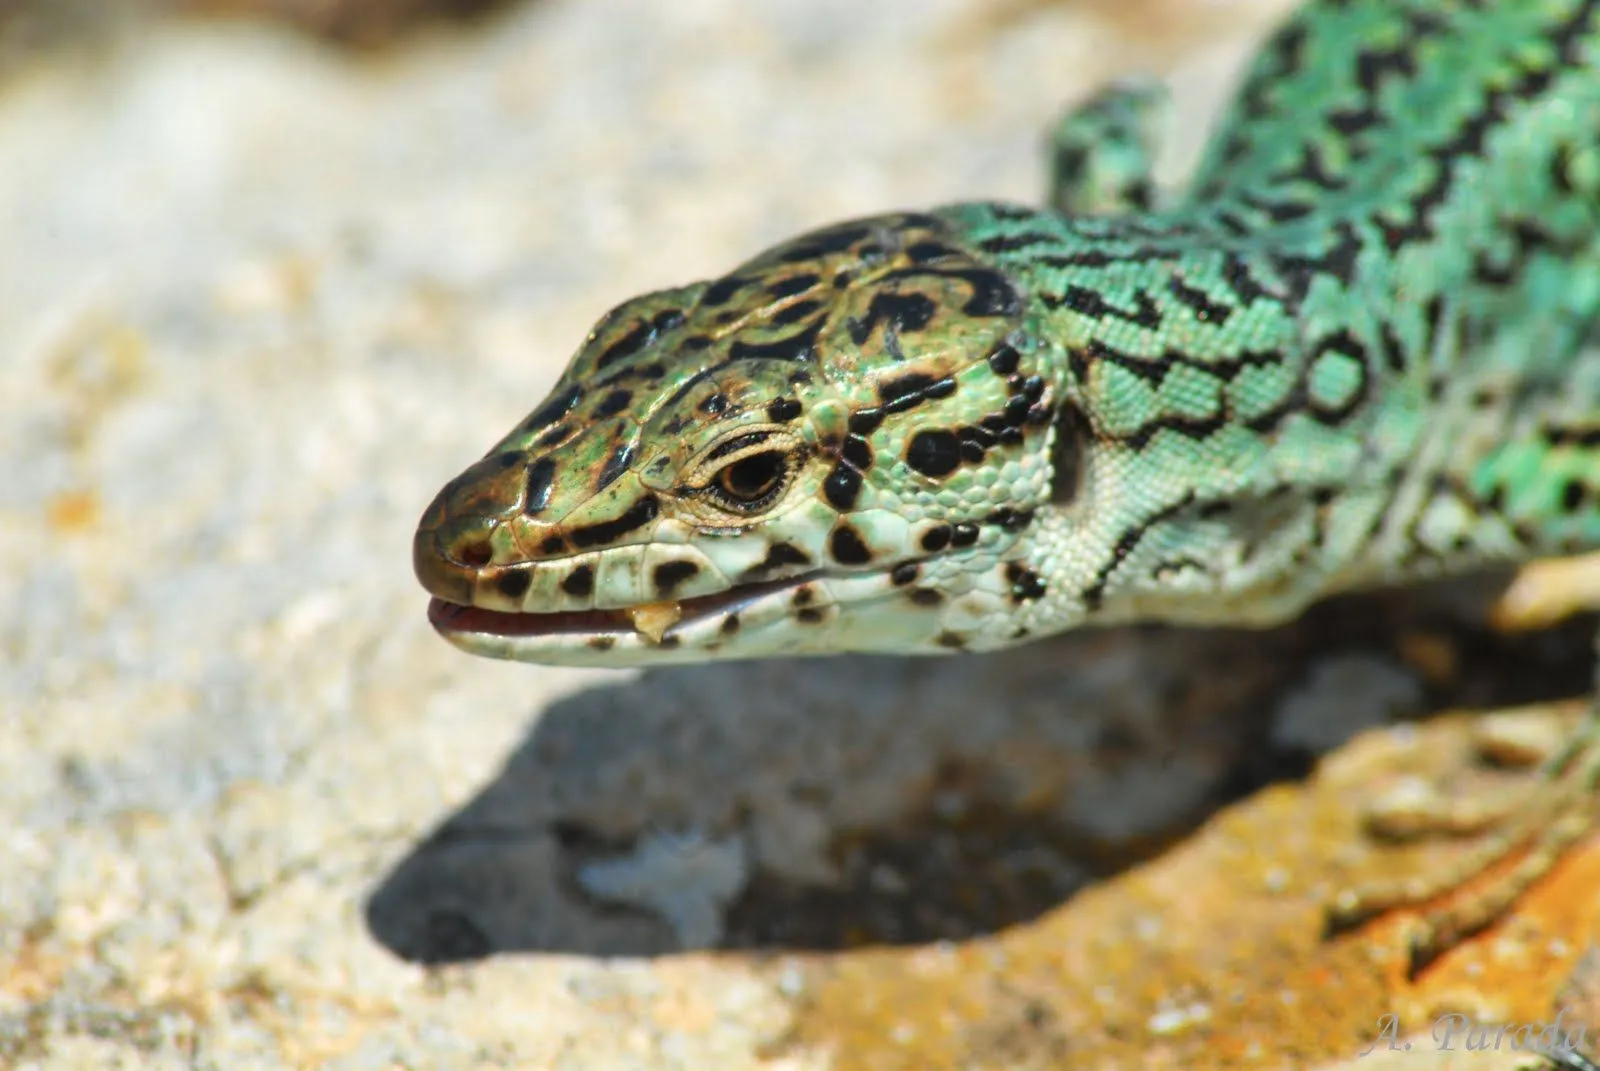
[1123,409,1230,451]
[847,292,938,346]
[1212,210,1254,238]
[587,635,616,651]
[1167,276,1234,325]
[595,309,685,370]
[920,525,952,553]
[1552,142,1579,195]
[1422,295,1447,343]
[987,508,1032,531]
[742,542,812,580]
[1546,425,1600,448]
[1003,396,1032,426]
[960,425,997,450]
[905,430,962,478]
[540,535,567,555]
[910,589,944,607]
[989,203,1037,223]
[904,241,963,263]
[1005,562,1046,602]
[773,299,825,327]
[1034,244,1176,272]
[951,523,979,548]
[842,435,873,470]
[792,587,814,607]
[830,525,873,565]
[1083,491,1197,610]
[596,443,635,491]
[797,607,826,624]
[562,564,594,598]
[935,631,967,650]
[653,559,700,595]
[1087,336,1285,389]
[537,423,574,449]
[880,266,1021,318]
[891,562,920,585]
[681,337,712,352]
[1277,140,1346,193]
[1217,253,1277,307]
[569,495,660,549]
[1562,479,1587,513]
[823,466,863,510]
[1237,189,1318,225]
[978,231,1057,255]
[596,389,633,417]
[721,614,741,635]
[524,457,558,514]
[1276,220,1362,300]
[701,276,744,307]
[495,570,531,601]
[789,370,813,387]
[988,343,1021,375]
[768,274,819,299]
[774,223,872,263]
[878,372,939,414]
[700,394,729,415]
[1051,404,1089,505]
[524,385,582,433]
[767,398,802,422]
[729,319,824,363]
[657,636,682,650]
[1377,321,1407,374]
[1045,284,1162,330]
[493,451,521,469]
[848,408,884,435]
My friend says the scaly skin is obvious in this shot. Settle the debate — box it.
[417,0,1600,976]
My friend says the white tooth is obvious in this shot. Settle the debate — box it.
[628,601,683,644]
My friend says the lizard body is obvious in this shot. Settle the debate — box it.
[416,0,1600,972]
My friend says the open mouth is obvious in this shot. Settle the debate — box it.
[427,572,819,644]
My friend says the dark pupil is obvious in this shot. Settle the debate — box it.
[719,453,784,500]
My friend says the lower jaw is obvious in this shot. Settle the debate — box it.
[425,572,827,666]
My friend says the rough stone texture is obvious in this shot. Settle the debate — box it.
[3,1,1596,1068]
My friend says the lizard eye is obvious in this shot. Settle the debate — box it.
[711,451,788,510]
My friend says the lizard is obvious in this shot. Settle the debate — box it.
[414,0,1600,977]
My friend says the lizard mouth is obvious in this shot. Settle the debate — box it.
[426,572,820,644]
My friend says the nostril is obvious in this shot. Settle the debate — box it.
[457,539,494,568]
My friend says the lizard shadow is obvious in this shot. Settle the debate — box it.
[365,574,1595,964]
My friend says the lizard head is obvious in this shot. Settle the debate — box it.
[415,210,1069,665]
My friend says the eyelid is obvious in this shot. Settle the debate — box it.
[703,430,775,464]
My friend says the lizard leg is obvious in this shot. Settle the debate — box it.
[1045,77,1169,217]
[1326,622,1600,979]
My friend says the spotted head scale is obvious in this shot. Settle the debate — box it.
[414,211,1071,665]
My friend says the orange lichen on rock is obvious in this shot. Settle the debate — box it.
[781,706,1600,1071]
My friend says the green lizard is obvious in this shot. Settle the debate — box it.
[415,0,1600,975]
